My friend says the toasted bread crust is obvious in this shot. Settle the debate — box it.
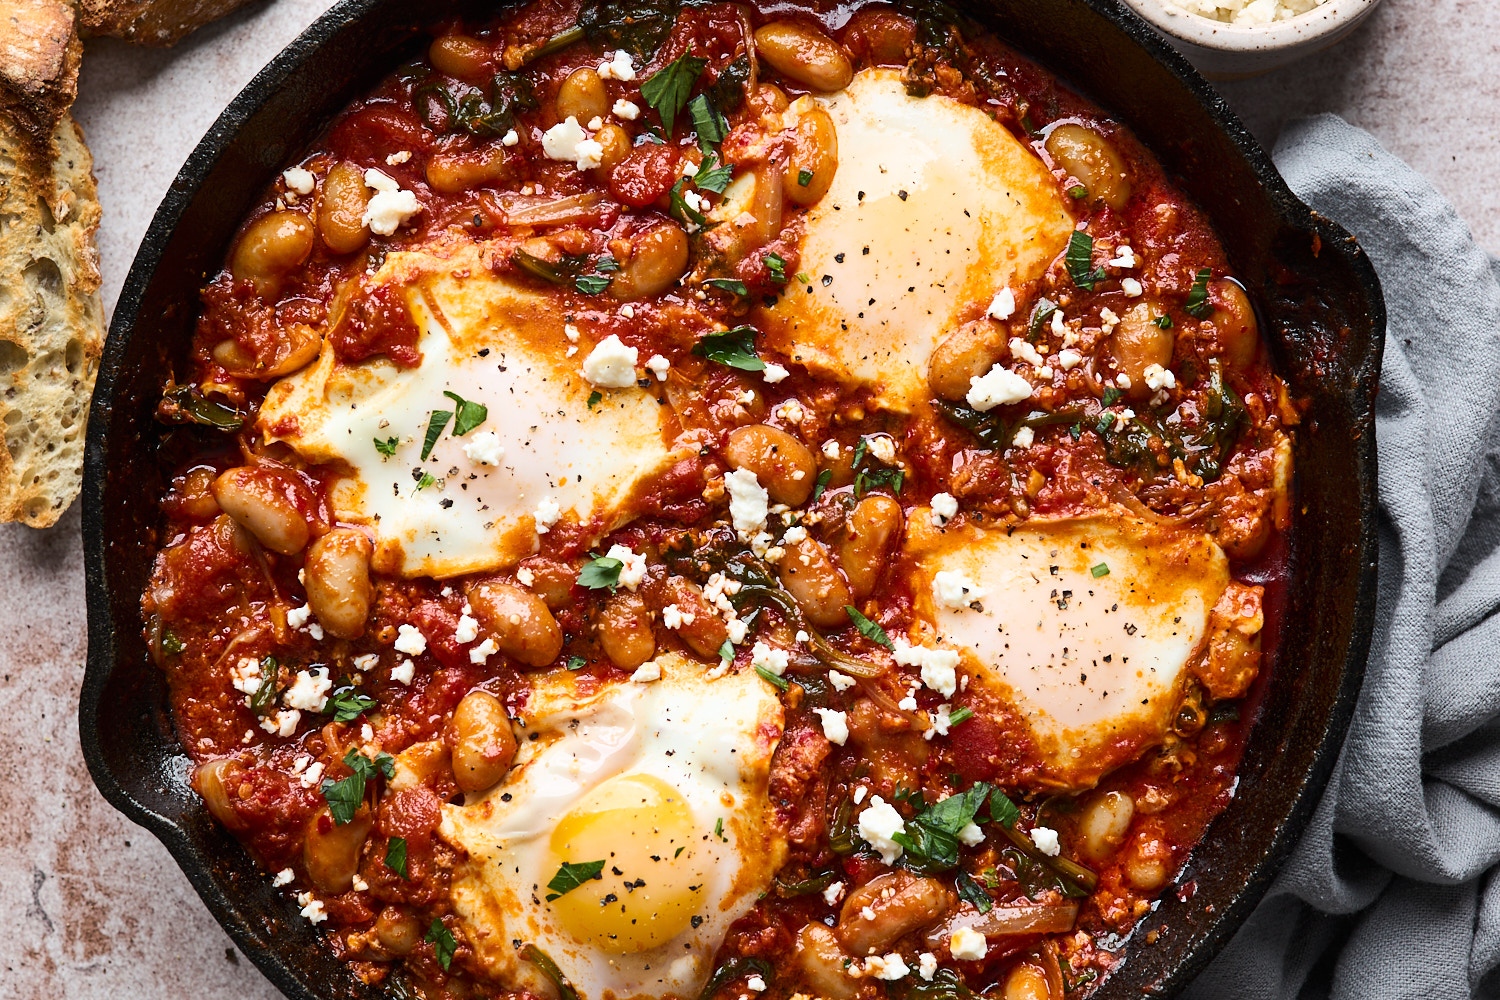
[0,0,80,147]
[77,0,260,47]
[0,112,104,527]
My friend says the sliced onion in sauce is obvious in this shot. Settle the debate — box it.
[924,901,1081,948]
[495,191,610,226]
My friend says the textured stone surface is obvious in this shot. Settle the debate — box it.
[1,1,1493,998]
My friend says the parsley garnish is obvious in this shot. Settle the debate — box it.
[320,748,395,825]
[948,706,974,727]
[1065,231,1107,291]
[374,436,399,458]
[578,554,624,590]
[714,817,727,841]
[1067,184,1088,199]
[1091,562,1110,578]
[795,271,811,284]
[809,468,832,502]
[692,326,765,371]
[545,859,606,901]
[764,252,788,284]
[1027,297,1058,341]
[575,274,611,295]
[854,465,903,498]
[248,667,279,716]
[1185,267,1214,318]
[1154,314,1174,329]
[891,783,990,873]
[845,605,894,649]
[755,665,789,690]
[415,472,436,491]
[668,175,712,229]
[426,919,457,970]
[443,391,487,436]
[797,168,814,187]
[718,639,734,662]
[324,686,376,723]
[595,254,620,272]
[987,788,1020,828]
[693,154,734,194]
[567,655,587,671]
[703,278,748,297]
[640,54,706,138]
[385,837,409,879]
[586,390,603,409]
[421,409,453,459]
[1102,385,1122,408]
[687,92,728,151]
[160,628,184,655]
[955,870,993,914]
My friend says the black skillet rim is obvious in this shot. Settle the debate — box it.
[79,0,1384,997]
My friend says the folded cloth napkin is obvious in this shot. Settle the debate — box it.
[1182,115,1500,1000]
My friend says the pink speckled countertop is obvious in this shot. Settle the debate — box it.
[2,0,1494,996]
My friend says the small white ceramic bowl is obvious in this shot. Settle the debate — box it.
[1118,0,1383,78]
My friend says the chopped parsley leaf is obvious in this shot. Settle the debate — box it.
[892,783,990,873]
[797,168,814,187]
[1153,314,1174,329]
[718,639,734,662]
[1027,297,1058,341]
[795,271,811,284]
[415,472,436,491]
[421,409,453,459]
[764,252,788,284]
[639,54,706,138]
[668,175,712,229]
[692,326,765,371]
[575,274,611,295]
[595,254,620,272]
[385,837,409,879]
[586,390,603,409]
[567,655,587,671]
[955,870,993,914]
[703,277,748,297]
[755,665,789,690]
[948,706,974,727]
[1091,562,1110,578]
[545,859,606,901]
[374,436,399,458]
[324,686,376,723]
[845,605,894,649]
[578,554,624,590]
[1067,184,1088,199]
[442,391,487,436]
[687,92,728,151]
[1065,231,1106,291]
[425,919,457,970]
[714,817,727,841]
[1102,385,1123,408]
[809,468,832,502]
[987,788,1020,828]
[160,628,184,655]
[1184,267,1215,318]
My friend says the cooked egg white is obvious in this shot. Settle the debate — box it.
[906,513,1229,789]
[258,246,686,578]
[757,68,1072,411]
[438,657,785,1000]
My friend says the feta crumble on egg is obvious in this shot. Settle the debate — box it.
[581,334,639,388]
[930,492,959,526]
[630,660,662,683]
[645,354,670,380]
[967,364,1033,411]
[750,640,789,676]
[725,468,770,536]
[894,641,960,696]
[534,498,561,533]
[987,287,1015,320]
[1030,825,1062,856]
[933,570,985,610]
[813,708,849,745]
[950,926,988,961]
[394,623,427,656]
[361,169,422,235]
[463,430,504,466]
[604,544,648,590]
[282,166,315,195]
[858,796,907,863]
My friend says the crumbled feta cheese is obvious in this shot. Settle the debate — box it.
[282,167,315,195]
[394,623,427,656]
[1030,826,1062,856]
[463,430,504,466]
[502,129,519,146]
[987,287,1015,320]
[1057,349,1083,370]
[746,976,767,992]
[1114,408,1136,432]
[1036,365,1054,380]
[230,657,264,697]
[929,492,959,527]
[586,116,605,131]
[762,362,790,383]
[682,188,707,214]
[822,439,840,459]
[1116,373,1133,389]
[1012,425,1035,449]
[750,641,789,676]
[1009,337,1044,367]
[933,571,985,610]
[284,668,332,712]
[361,169,422,235]
[516,567,536,588]
[725,618,749,644]
[300,761,325,788]
[1100,307,1122,332]
[390,659,415,685]
[454,614,480,644]
[1051,309,1068,338]
[646,354,671,381]
[612,98,641,120]
[823,881,846,906]
[1121,277,1144,297]
[967,365,1033,411]
[828,670,857,692]
[725,468,770,537]
[852,785,868,804]
[1143,363,1177,391]
[958,821,985,847]
[352,653,380,672]
[781,525,808,545]
[581,334,639,388]
[662,604,695,630]
[918,953,939,981]
[899,695,919,711]
[385,150,412,166]
[894,642,960,696]
[470,638,498,664]
[534,498,562,533]
[597,49,637,81]
[950,926,988,961]
[861,434,894,464]
[564,324,581,343]
[865,954,910,980]
[858,797,907,864]
[542,117,604,170]
[261,709,301,737]
[1108,244,1138,268]
[813,708,849,745]
[630,660,663,683]
[297,892,328,924]
[604,544,647,590]
[775,399,805,423]
[286,604,311,629]
[352,875,369,892]
[272,868,294,887]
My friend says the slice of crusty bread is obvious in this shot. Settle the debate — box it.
[0,0,80,146]
[77,0,260,47]
[0,112,104,527]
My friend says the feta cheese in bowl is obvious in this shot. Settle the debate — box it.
[1119,0,1383,78]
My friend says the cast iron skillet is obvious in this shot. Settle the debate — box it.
[79,0,1384,996]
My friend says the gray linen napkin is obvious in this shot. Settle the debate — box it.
[1181,115,1500,1000]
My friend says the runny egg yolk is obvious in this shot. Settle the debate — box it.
[545,773,703,953]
